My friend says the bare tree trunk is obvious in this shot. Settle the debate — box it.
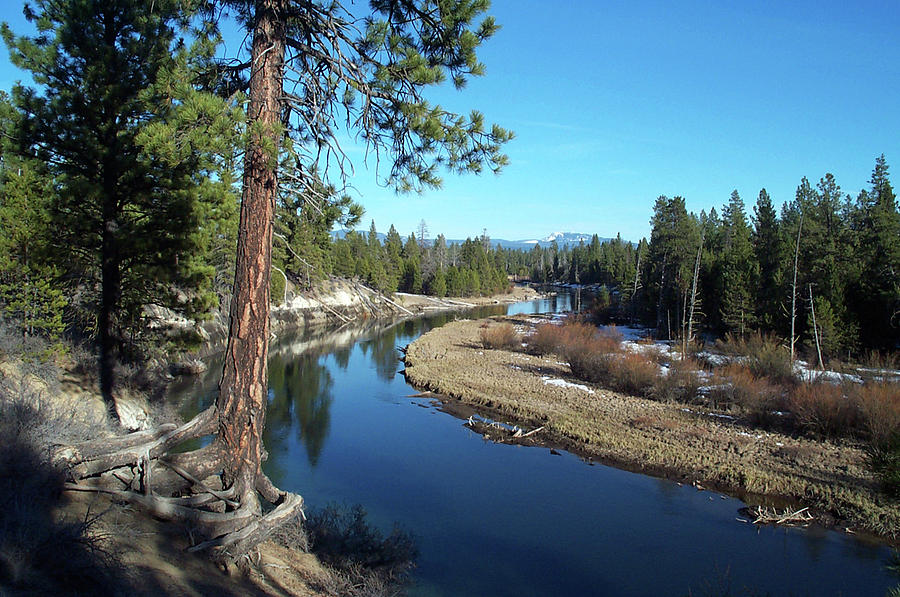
[631,246,641,324]
[790,214,803,361]
[215,0,286,501]
[809,284,823,369]
[687,231,704,349]
[656,257,667,335]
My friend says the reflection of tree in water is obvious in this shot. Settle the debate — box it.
[266,351,334,468]
[359,326,401,382]
[332,345,351,370]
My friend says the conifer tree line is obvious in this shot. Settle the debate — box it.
[513,158,899,358]
[323,225,510,297]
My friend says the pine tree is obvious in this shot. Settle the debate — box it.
[720,190,756,335]
[2,0,236,413]
[853,155,900,349]
[646,196,699,338]
[274,177,362,290]
[0,145,66,342]
[60,0,512,557]
[426,269,447,297]
[752,188,783,333]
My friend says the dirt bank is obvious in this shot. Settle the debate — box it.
[393,284,541,312]
[60,489,330,597]
[0,355,333,597]
[402,314,900,542]
[154,279,542,368]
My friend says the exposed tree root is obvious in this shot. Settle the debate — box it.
[54,407,305,562]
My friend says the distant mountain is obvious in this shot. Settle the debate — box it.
[484,232,612,251]
[518,231,596,246]
[331,228,386,242]
[332,229,616,250]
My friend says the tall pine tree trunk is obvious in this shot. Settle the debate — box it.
[99,155,122,423]
[215,0,286,499]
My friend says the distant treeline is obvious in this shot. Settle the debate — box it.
[279,221,511,299]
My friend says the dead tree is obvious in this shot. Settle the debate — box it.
[809,284,823,368]
[790,213,803,361]
[685,230,704,354]
[630,245,642,324]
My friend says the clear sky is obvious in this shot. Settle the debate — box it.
[2,0,899,242]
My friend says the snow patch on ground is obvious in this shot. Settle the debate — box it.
[541,376,595,394]
[793,362,863,384]
[680,407,737,421]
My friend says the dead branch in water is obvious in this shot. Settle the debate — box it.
[747,505,813,527]
[465,416,545,443]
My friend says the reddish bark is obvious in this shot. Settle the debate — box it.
[215,0,286,498]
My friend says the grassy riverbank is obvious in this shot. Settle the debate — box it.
[402,315,900,541]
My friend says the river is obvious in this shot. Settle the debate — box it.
[170,292,897,596]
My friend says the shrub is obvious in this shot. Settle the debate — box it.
[304,503,418,578]
[746,337,794,385]
[595,325,624,353]
[480,322,519,350]
[857,382,900,446]
[856,351,900,384]
[527,323,566,356]
[788,382,859,439]
[708,364,786,425]
[565,338,616,382]
[562,325,620,382]
[856,382,900,496]
[714,333,751,357]
[0,386,124,594]
[608,352,659,397]
[715,332,793,384]
[651,357,702,404]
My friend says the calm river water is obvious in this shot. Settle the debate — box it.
[171,293,897,596]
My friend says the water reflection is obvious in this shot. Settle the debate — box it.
[358,326,403,382]
[267,351,334,468]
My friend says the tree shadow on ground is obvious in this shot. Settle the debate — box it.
[0,430,132,596]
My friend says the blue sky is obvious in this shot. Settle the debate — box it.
[2,1,899,242]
